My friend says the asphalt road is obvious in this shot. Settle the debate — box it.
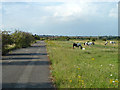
[2,41,54,89]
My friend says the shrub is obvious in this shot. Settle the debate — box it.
[12,30,35,48]
[33,34,40,40]
[92,38,96,41]
[2,31,14,54]
[102,38,107,41]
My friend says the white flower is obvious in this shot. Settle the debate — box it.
[82,48,85,50]
[110,74,112,76]
[112,81,115,83]
[101,65,102,67]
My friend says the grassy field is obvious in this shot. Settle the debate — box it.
[46,40,118,88]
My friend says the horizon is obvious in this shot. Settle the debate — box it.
[1,30,119,37]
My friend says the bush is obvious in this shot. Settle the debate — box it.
[102,38,107,41]
[2,31,14,54]
[33,34,40,40]
[12,30,35,48]
[92,38,96,41]
[2,30,35,55]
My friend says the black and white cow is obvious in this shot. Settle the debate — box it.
[110,41,116,44]
[88,42,95,46]
[84,42,88,45]
[73,43,83,49]
[105,41,108,45]
[84,42,95,46]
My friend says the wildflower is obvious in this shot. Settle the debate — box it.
[112,81,115,83]
[115,79,119,83]
[81,80,84,83]
[78,68,80,70]
[110,79,113,84]
[110,74,112,76]
[91,58,95,60]
[69,80,72,83]
[78,75,81,78]
[82,48,85,50]
[101,65,102,67]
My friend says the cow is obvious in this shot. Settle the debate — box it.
[84,42,95,46]
[73,43,83,49]
[89,42,95,45]
[110,41,116,44]
[84,42,88,45]
[105,41,108,45]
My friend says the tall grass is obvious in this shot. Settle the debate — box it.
[46,40,118,88]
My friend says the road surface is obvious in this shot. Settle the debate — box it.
[2,41,54,89]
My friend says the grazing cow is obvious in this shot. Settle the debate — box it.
[105,41,108,45]
[84,42,88,45]
[88,42,95,46]
[110,41,116,44]
[84,42,95,46]
[73,43,83,49]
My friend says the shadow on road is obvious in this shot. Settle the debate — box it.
[5,53,47,56]
[2,82,55,89]
[31,46,46,48]
[2,57,41,60]
[2,61,49,66]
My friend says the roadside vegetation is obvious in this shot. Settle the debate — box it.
[46,40,118,88]
[2,30,39,55]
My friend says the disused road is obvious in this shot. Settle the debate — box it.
[2,41,54,88]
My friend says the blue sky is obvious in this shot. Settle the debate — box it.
[0,0,118,36]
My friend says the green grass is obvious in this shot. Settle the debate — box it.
[46,40,118,88]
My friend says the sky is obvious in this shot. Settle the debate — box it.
[0,0,119,36]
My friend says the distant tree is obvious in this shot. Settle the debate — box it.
[33,34,40,40]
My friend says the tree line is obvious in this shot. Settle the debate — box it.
[38,35,119,41]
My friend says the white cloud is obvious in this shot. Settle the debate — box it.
[44,1,100,21]
[53,3,82,17]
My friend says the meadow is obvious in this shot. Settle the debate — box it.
[46,40,118,88]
